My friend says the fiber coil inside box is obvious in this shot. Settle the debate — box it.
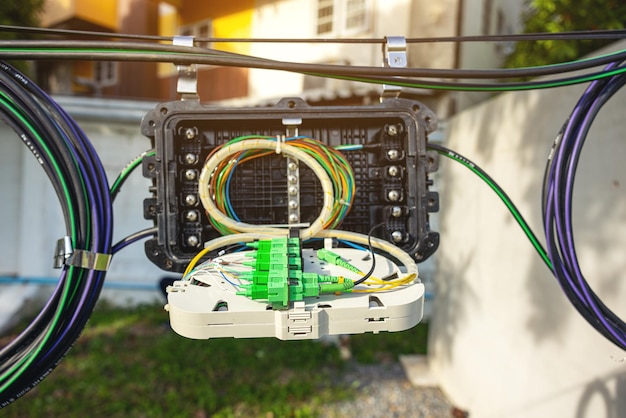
[141,97,439,272]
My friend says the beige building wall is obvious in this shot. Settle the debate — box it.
[429,41,626,418]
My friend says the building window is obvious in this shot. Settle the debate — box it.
[93,61,118,88]
[317,0,334,35]
[345,0,367,31]
[317,0,370,36]
[179,19,213,48]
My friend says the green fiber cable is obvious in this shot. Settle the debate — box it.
[0,94,79,243]
[430,145,552,270]
[0,92,92,389]
[110,150,155,196]
[2,46,626,92]
[0,268,75,391]
[2,92,91,300]
[305,65,626,92]
[0,97,83,389]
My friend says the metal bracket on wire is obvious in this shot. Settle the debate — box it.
[381,36,407,101]
[173,35,199,101]
[54,236,112,271]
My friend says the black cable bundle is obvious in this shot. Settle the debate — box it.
[0,62,114,406]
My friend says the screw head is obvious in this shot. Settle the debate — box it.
[184,169,196,180]
[387,149,400,160]
[391,206,402,217]
[185,210,198,222]
[387,190,400,201]
[185,128,196,140]
[184,153,198,165]
[184,194,197,206]
[187,235,199,247]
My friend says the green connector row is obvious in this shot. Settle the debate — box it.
[237,237,354,309]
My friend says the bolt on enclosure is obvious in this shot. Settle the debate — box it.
[141,97,440,272]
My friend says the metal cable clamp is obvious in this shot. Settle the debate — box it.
[54,236,112,271]
[381,36,407,101]
[174,35,199,101]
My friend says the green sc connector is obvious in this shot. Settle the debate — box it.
[237,282,268,300]
[319,279,354,294]
[267,271,289,308]
[239,238,353,309]
[239,270,269,284]
[316,248,362,274]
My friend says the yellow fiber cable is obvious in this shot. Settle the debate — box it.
[198,139,335,240]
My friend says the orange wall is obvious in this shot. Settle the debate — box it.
[178,1,254,22]
[76,0,118,30]
[157,1,254,101]
[42,0,118,30]
[179,1,254,54]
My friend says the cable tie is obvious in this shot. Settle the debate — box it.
[275,134,285,154]
[67,250,112,271]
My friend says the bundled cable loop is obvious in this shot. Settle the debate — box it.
[0,62,114,405]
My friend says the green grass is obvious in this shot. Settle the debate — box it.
[2,303,428,418]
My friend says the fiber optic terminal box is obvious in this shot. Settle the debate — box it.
[141,97,439,272]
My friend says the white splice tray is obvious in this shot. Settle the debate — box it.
[165,248,424,340]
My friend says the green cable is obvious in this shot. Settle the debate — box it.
[0,93,78,242]
[296,138,355,226]
[0,97,81,390]
[429,144,553,270]
[305,65,626,92]
[2,46,625,92]
[110,150,155,197]
[0,267,75,392]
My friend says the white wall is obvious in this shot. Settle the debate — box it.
[454,0,524,112]
[429,42,626,418]
[246,0,525,115]
[248,0,414,101]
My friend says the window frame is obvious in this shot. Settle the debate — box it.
[178,18,214,49]
[92,61,118,88]
[316,0,371,37]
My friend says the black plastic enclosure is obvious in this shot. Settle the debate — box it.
[141,97,439,272]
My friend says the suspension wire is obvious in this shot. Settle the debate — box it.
[0,24,625,44]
